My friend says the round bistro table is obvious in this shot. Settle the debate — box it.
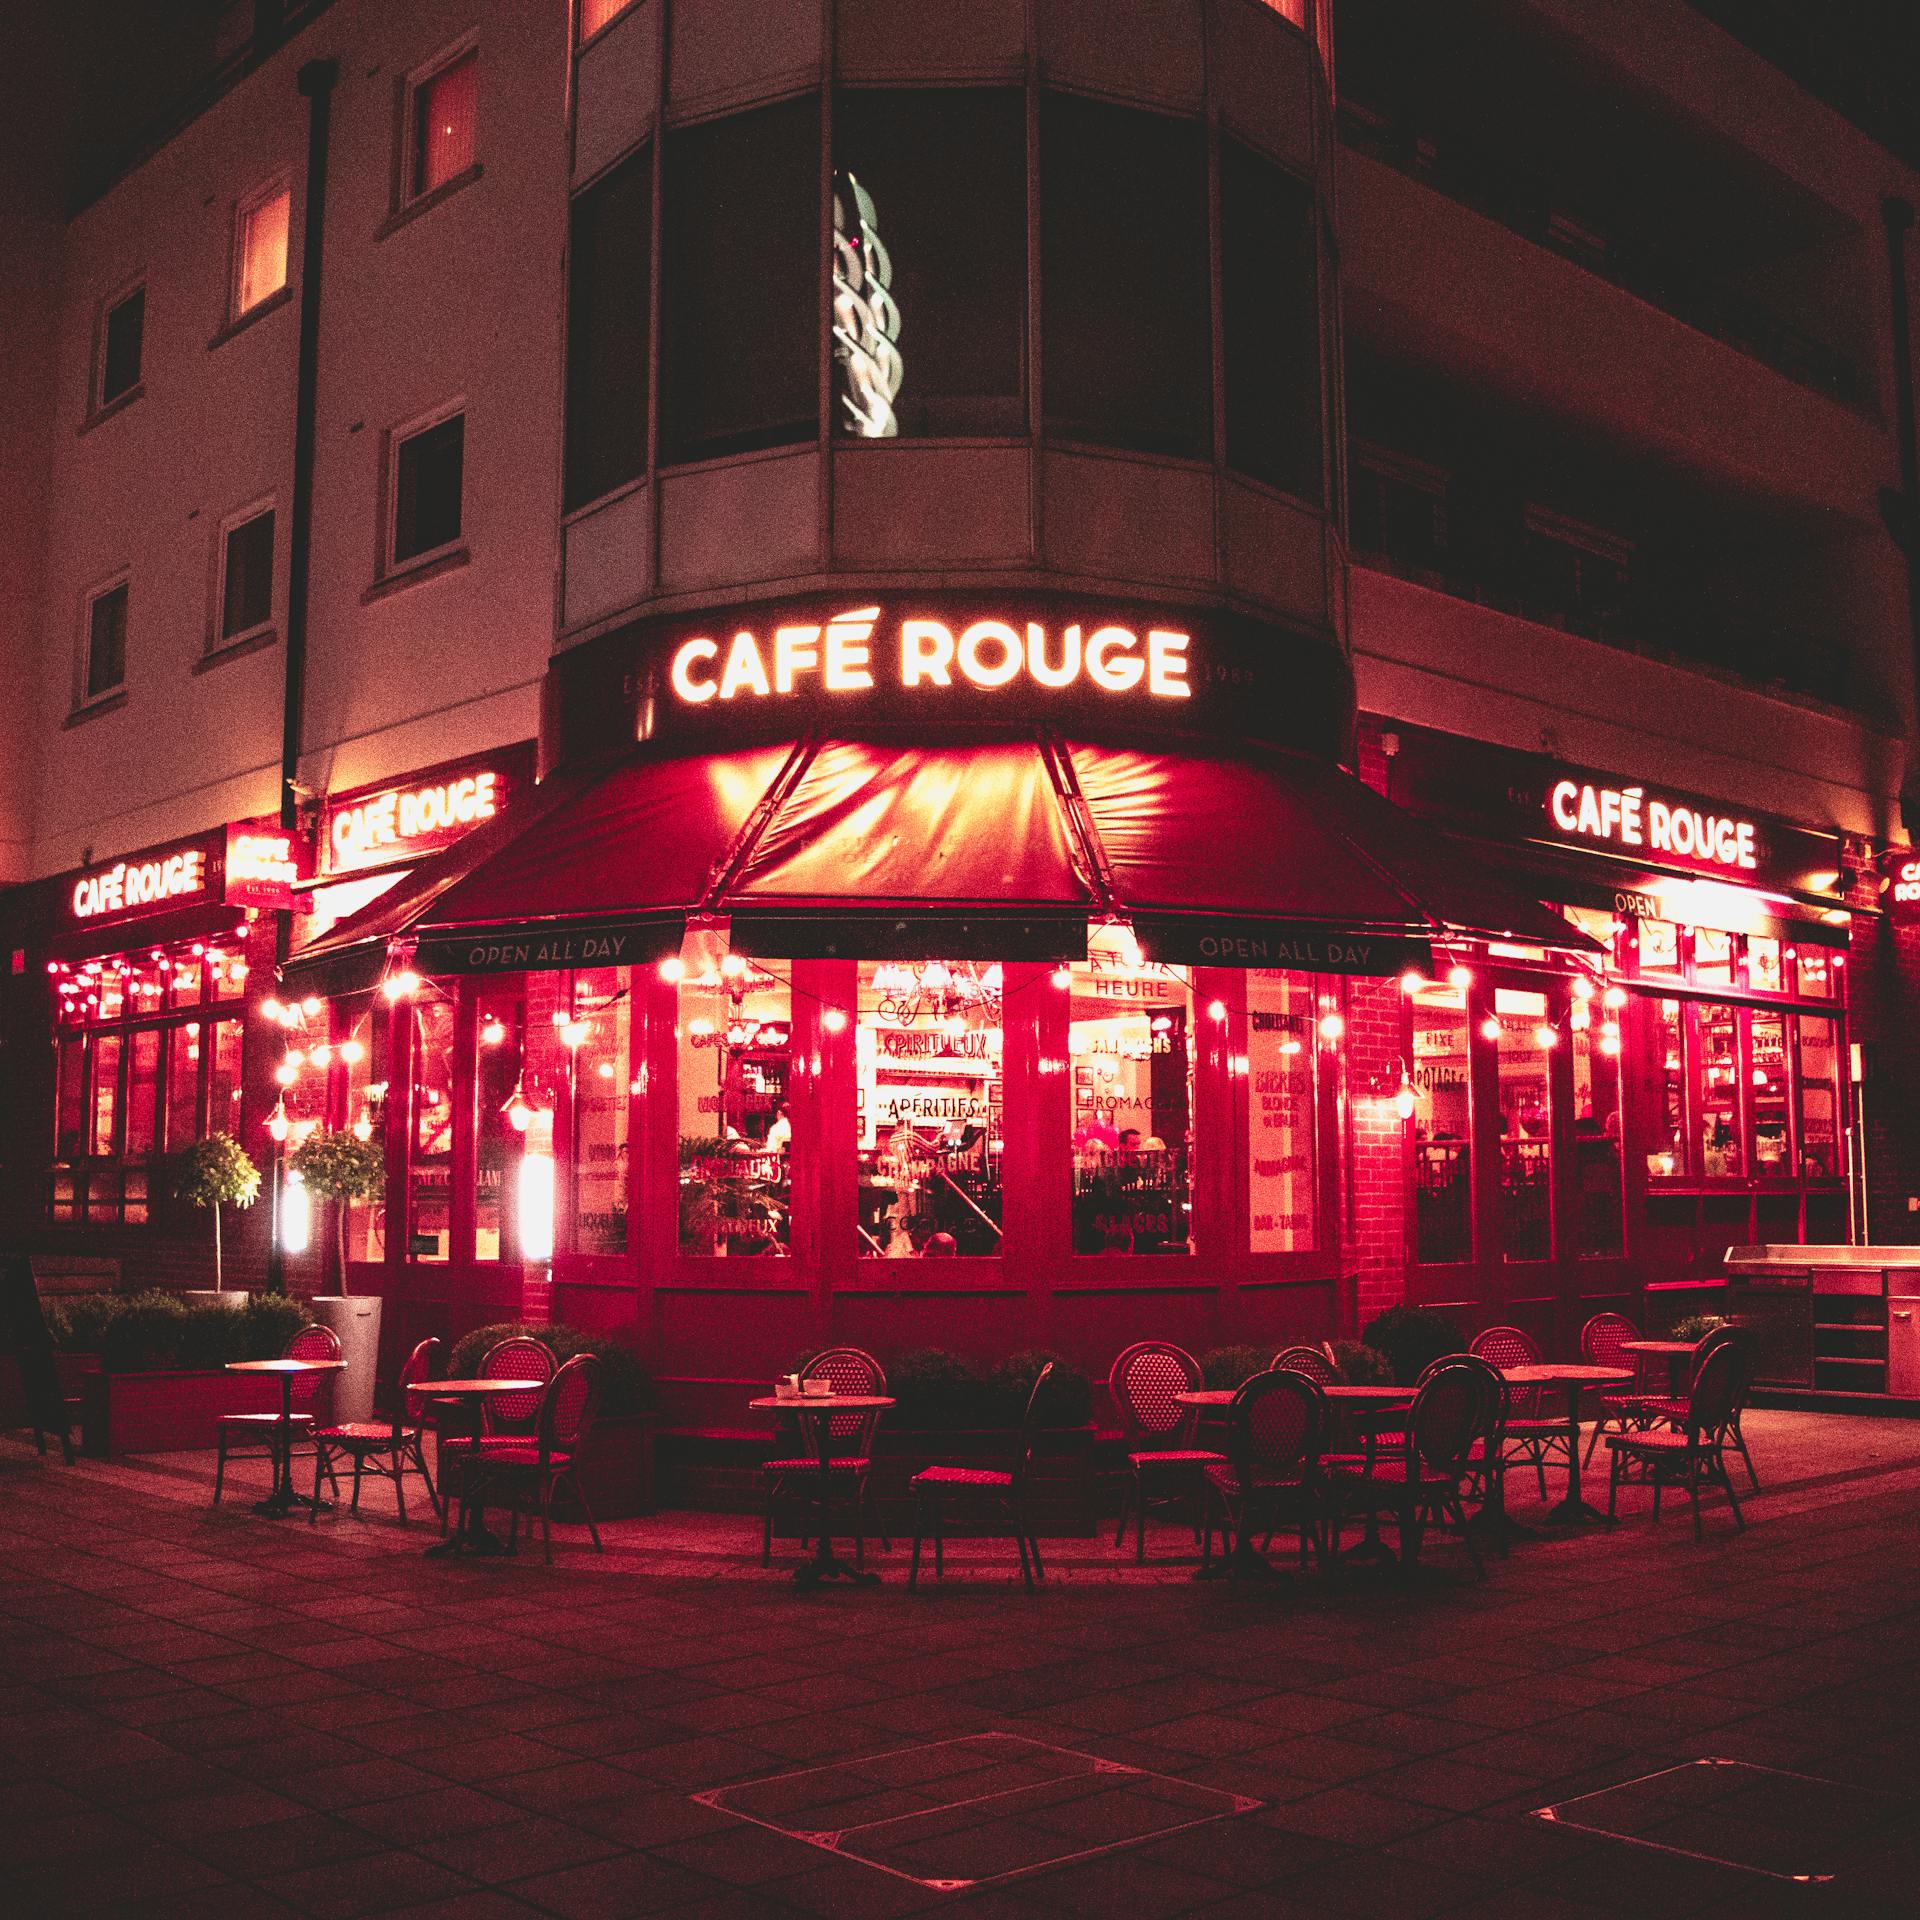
[223,1358,347,1517]
[1500,1363,1634,1524]
[1623,1337,1699,1397]
[750,1393,895,1588]
[419,1379,547,1558]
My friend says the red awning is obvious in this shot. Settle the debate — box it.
[285,737,1599,991]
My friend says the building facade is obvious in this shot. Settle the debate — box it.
[3,0,1918,1418]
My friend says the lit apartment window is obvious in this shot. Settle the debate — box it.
[84,581,129,701]
[220,508,275,641]
[412,51,478,200]
[98,286,145,408]
[234,182,291,316]
[580,0,635,38]
[392,412,465,565]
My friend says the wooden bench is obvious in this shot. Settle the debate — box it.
[29,1255,124,1299]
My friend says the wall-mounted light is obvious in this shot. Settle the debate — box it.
[501,1076,534,1132]
[266,1098,291,1143]
[480,1018,506,1045]
[382,968,420,1002]
[280,1171,311,1255]
[1317,1011,1345,1043]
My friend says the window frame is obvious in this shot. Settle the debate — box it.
[382,400,468,578]
[401,39,481,211]
[578,0,636,47]
[213,499,278,651]
[93,277,147,416]
[77,573,131,711]
[230,174,293,323]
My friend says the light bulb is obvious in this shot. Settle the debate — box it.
[1448,966,1473,989]
[261,998,284,1024]
[338,1039,365,1065]
[1207,999,1227,1022]
[302,996,321,1017]
[1569,1006,1590,1032]
[1400,971,1426,994]
[274,1062,298,1087]
[1051,966,1072,990]
[351,1113,373,1142]
[721,954,747,978]
[309,1044,332,1067]
[1394,1083,1416,1121]
[822,1008,849,1033]
[1480,1016,1502,1042]
[659,957,686,983]
[1534,1025,1558,1050]
[1571,976,1595,1000]
[1318,1012,1345,1043]
[1602,985,1627,1010]
[382,969,420,1001]
[561,1019,591,1049]
[266,1101,290,1143]
[1600,1033,1622,1057]
[480,1019,505,1045]
[597,1061,615,1079]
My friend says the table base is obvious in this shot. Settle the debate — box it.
[1542,1496,1613,1527]
[424,1524,509,1559]
[253,1489,329,1518]
[795,1549,881,1587]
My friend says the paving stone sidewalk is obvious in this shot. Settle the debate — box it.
[2,1408,1917,1918]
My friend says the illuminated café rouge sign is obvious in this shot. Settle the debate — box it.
[68,822,300,927]
[1884,850,1920,928]
[323,751,525,876]
[1544,774,1759,875]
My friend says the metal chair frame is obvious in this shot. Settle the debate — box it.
[438,1334,554,1536]
[309,1336,442,1524]
[1468,1324,1570,1500]
[1580,1310,1665,1464]
[1108,1340,1221,1562]
[1606,1336,1746,1539]
[911,1363,1053,1590]
[214,1323,341,1504]
[1201,1368,1327,1579]
[761,1347,891,1566]
[465,1353,606,1562]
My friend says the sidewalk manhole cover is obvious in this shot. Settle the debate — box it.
[1535,1758,1907,1884]
[694,1731,1260,1891]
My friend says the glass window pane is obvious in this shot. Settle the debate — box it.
[125,1030,160,1157]
[582,0,634,36]
[1750,1007,1791,1177]
[1070,949,1193,1254]
[1570,995,1623,1256]
[409,999,456,1261]
[1494,988,1553,1262]
[394,414,464,562]
[1747,934,1782,993]
[341,1005,386,1263]
[1639,916,1680,974]
[415,51,477,196]
[56,1038,86,1160]
[1245,971,1318,1252]
[1042,93,1211,458]
[1796,1015,1842,1179]
[1695,1002,1742,1178]
[102,288,144,403]
[1693,925,1734,986]
[237,185,290,313]
[94,962,125,1021]
[90,1035,122,1156]
[858,960,1005,1257]
[222,510,275,638]
[166,1021,202,1150]
[1220,138,1322,500]
[1411,981,1473,1262]
[208,944,247,1002]
[677,962,792,1254]
[1647,996,1686,1178]
[833,90,1026,438]
[126,956,166,1016]
[87,584,128,698]
[662,99,819,463]
[1795,946,1834,998]
[565,145,651,511]
[87,1165,122,1224]
[570,969,631,1254]
[209,1020,244,1140]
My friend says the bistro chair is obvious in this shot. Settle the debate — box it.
[1273,1345,1339,1385]
[1328,1357,1494,1578]
[761,1348,890,1566]
[1580,1310,1663,1464]
[1468,1324,1569,1500]
[910,1363,1053,1591]
[464,1354,605,1562]
[1108,1341,1222,1562]
[1605,1334,1746,1538]
[436,1334,554,1535]
[1451,1351,1516,1550]
[214,1323,341,1505]
[1201,1368,1327,1578]
[1636,1325,1761,1491]
[308,1337,441,1525]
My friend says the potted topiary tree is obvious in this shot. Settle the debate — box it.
[173,1133,262,1300]
[288,1128,387,1423]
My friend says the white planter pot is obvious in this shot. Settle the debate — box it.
[180,1290,248,1308]
[308,1295,382,1424]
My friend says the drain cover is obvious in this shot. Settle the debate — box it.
[694,1731,1260,1891]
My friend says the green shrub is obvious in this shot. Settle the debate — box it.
[1328,1338,1395,1386]
[884,1348,979,1429]
[447,1319,655,1419]
[97,1290,189,1372]
[1669,1313,1728,1343]
[1362,1305,1467,1385]
[46,1292,126,1354]
[1198,1345,1270,1390]
[60,1289,314,1371]
[986,1350,1092,1428]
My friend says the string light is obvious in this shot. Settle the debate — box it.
[1317,1011,1345,1043]
[338,1038,365,1065]
[658,957,686,983]
[266,1098,290,1143]
[1480,1016,1502,1042]
[480,1018,506,1045]
[822,1008,849,1033]
[382,969,420,1002]
[1602,985,1627,1009]
[1207,999,1227,1022]
[1051,966,1072,990]
[1399,971,1426,993]
[1534,1025,1559,1050]
[1448,966,1473,989]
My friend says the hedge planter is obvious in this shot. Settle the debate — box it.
[81,1367,282,1458]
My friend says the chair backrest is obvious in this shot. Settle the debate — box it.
[480,1335,555,1433]
[398,1336,442,1431]
[1411,1359,1493,1480]
[800,1346,887,1451]
[1684,1335,1741,1437]
[1469,1324,1542,1414]
[1108,1341,1200,1444]
[1229,1369,1324,1485]
[285,1323,341,1413]
[1580,1311,1640,1369]
[1013,1361,1056,1490]
[1273,1344,1338,1385]
[539,1353,602,1459]
[1450,1350,1509,1456]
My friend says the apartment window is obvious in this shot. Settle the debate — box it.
[580,0,634,39]
[83,582,129,701]
[392,412,464,565]
[564,144,651,511]
[220,508,275,641]
[412,50,478,200]
[98,286,145,407]
[234,182,291,316]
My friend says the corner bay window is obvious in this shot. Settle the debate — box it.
[677,963,793,1255]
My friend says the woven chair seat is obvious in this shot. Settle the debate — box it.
[1204,1464,1309,1496]
[1328,1457,1455,1489]
[313,1422,407,1444]
[1605,1428,1697,1455]
[763,1455,871,1475]
[912,1465,1012,1490]
[1129,1447,1226,1467]
[470,1443,573,1468]
[1636,1396,1691,1421]
[1503,1417,1568,1439]
[220,1411,314,1428]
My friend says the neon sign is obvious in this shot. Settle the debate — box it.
[1547,778,1757,873]
[668,608,1192,706]
[72,849,207,921]
[831,171,902,438]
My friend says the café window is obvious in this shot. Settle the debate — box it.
[1410,979,1471,1265]
[1570,985,1624,1257]
[339,1005,385,1263]
[408,994,456,1261]
[858,961,1004,1258]
[676,960,792,1255]
[662,99,817,463]
[1796,1015,1843,1180]
[1041,93,1211,460]
[567,968,631,1255]
[1493,989,1555,1262]
[48,939,249,1224]
[832,90,1025,438]
[1244,972,1319,1253]
[1069,950,1193,1255]
[580,0,634,39]
[564,144,651,511]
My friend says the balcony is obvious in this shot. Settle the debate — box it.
[1339,100,1861,409]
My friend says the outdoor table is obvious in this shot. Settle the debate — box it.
[1499,1363,1633,1525]
[223,1358,346,1517]
[1623,1338,1698,1396]
[419,1379,542,1558]
[750,1393,895,1587]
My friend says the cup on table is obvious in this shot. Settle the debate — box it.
[802,1378,830,1398]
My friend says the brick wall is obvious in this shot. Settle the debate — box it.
[1342,973,1410,1331]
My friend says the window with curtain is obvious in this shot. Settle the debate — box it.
[235,183,290,316]
[413,50,478,199]
[1410,979,1472,1265]
[1041,93,1211,459]
[564,144,651,511]
[661,99,818,463]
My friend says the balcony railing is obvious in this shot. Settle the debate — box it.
[1340,102,1862,408]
